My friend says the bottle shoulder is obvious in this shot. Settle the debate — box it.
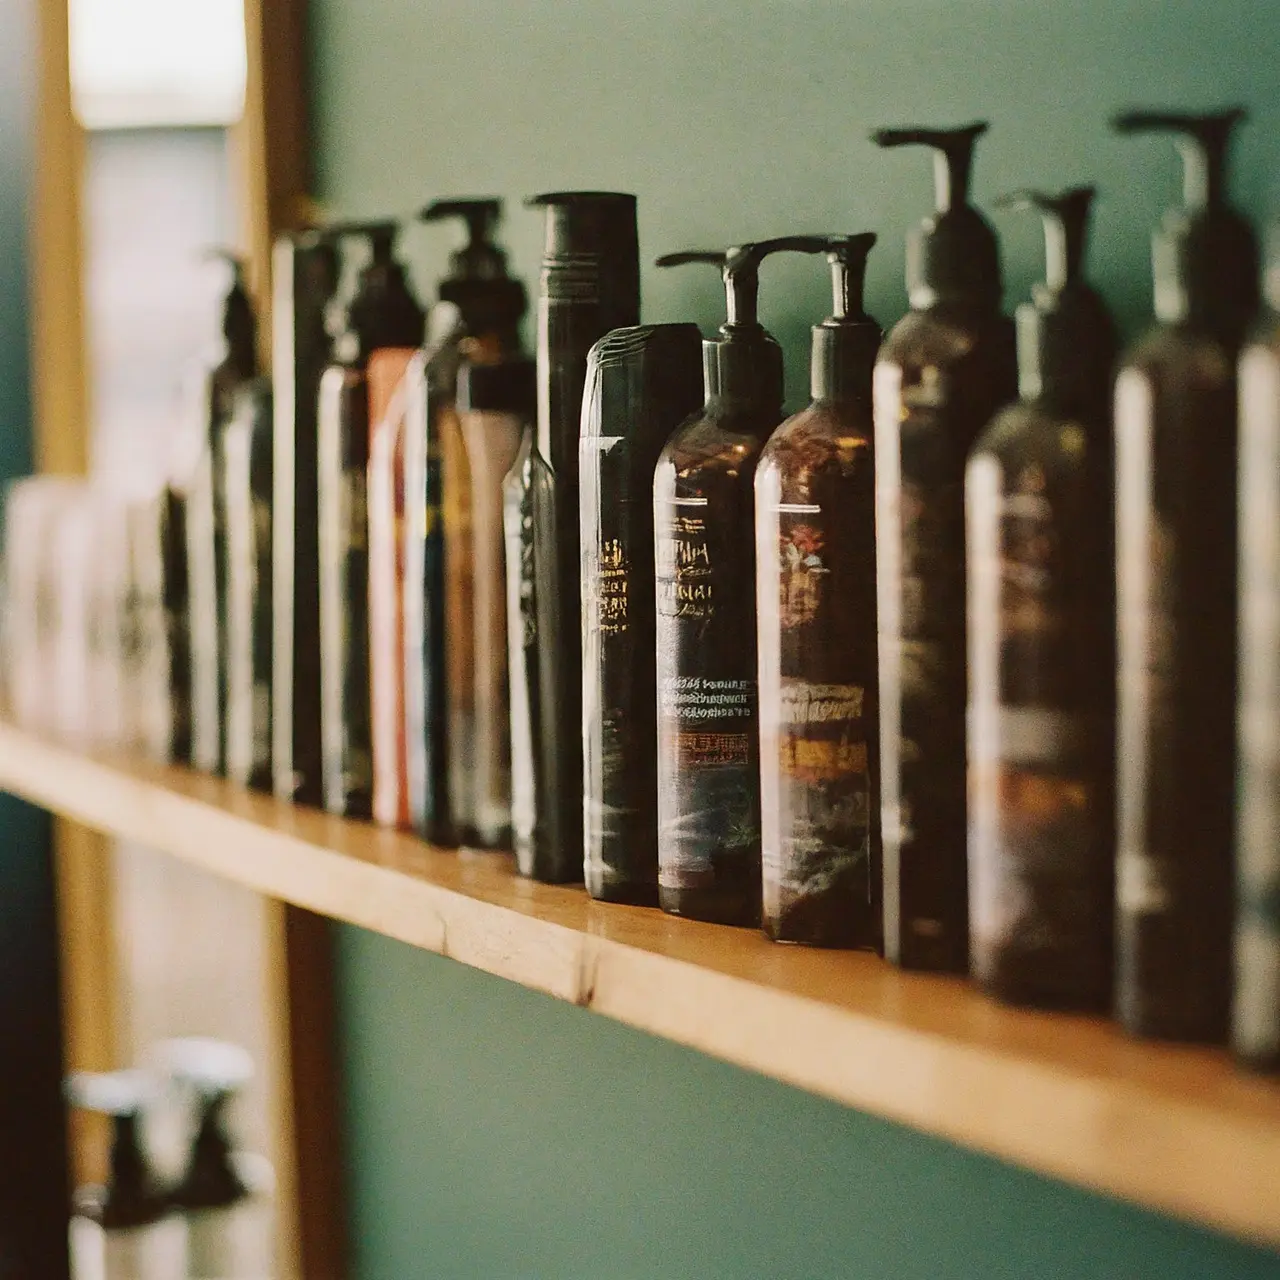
[658,407,774,483]
[878,304,1015,369]
[1120,323,1236,388]
[970,400,1099,475]
[759,402,873,479]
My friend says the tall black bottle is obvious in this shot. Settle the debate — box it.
[185,253,258,775]
[654,237,826,926]
[317,221,425,818]
[517,192,639,882]
[871,122,1017,972]
[412,197,528,847]
[1113,109,1259,1043]
[580,324,704,904]
[272,230,340,805]
[966,188,1119,1010]
[755,234,883,948]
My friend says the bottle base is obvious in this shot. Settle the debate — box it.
[587,875,659,908]
[660,885,760,928]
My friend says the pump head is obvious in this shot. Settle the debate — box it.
[1112,107,1258,342]
[871,121,1002,309]
[420,197,526,334]
[324,218,425,359]
[994,185,1116,415]
[798,234,882,403]
[657,236,834,407]
[203,248,257,372]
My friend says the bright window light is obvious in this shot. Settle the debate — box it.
[69,0,247,129]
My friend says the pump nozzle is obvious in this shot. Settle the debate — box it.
[656,236,834,328]
[421,198,502,248]
[996,187,1095,293]
[419,196,525,333]
[871,122,988,212]
[815,233,878,322]
[327,219,400,265]
[871,121,1001,309]
[1112,106,1258,341]
[994,185,1116,413]
[1113,109,1245,212]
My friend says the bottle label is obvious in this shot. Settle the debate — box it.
[656,497,760,892]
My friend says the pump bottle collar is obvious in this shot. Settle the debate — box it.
[871,121,1002,310]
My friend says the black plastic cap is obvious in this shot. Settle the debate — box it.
[328,220,425,359]
[581,323,705,446]
[458,357,537,416]
[527,192,640,331]
[204,249,258,377]
[997,187,1118,418]
[1113,108,1259,344]
[872,122,1002,310]
[421,197,528,334]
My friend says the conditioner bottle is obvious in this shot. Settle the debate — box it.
[967,188,1118,1010]
[654,237,824,926]
[756,233,882,948]
[519,192,640,881]
[580,324,704,903]
[1113,109,1258,1042]
[871,122,1017,971]
[316,221,425,818]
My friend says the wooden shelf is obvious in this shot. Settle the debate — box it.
[3,722,1279,1248]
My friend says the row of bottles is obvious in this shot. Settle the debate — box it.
[8,105,1280,1075]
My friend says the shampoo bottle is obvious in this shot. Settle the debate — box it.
[186,253,259,775]
[317,221,425,818]
[755,233,883,948]
[653,237,826,926]
[580,324,704,903]
[412,198,528,846]
[1113,109,1258,1042]
[966,188,1118,1010]
[1237,229,1280,1072]
[871,121,1017,972]
[271,230,340,806]
[221,378,274,790]
[518,192,640,881]
[455,358,536,849]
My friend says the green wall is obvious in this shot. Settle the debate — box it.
[310,0,1280,1275]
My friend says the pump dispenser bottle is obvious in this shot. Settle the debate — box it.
[164,1039,273,1280]
[755,234,883,948]
[515,192,640,882]
[317,221,425,819]
[1114,109,1259,1043]
[411,198,529,846]
[186,253,259,776]
[1237,230,1280,1072]
[580,324,704,904]
[967,188,1119,1010]
[66,1071,184,1280]
[871,122,1017,972]
[272,230,340,805]
[654,237,825,926]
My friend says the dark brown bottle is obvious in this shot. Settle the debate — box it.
[580,324,705,904]
[1113,109,1259,1043]
[520,192,640,882]
[654,238,824,926]
[966,188,1119,1010]
[871,122,1017,972]
[756,234,883,948]
[1236,231,1280,1072]
[317,221,425,818]
[271,231,340,805]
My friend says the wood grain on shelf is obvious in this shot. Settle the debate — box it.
[1,722,1277,1250]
